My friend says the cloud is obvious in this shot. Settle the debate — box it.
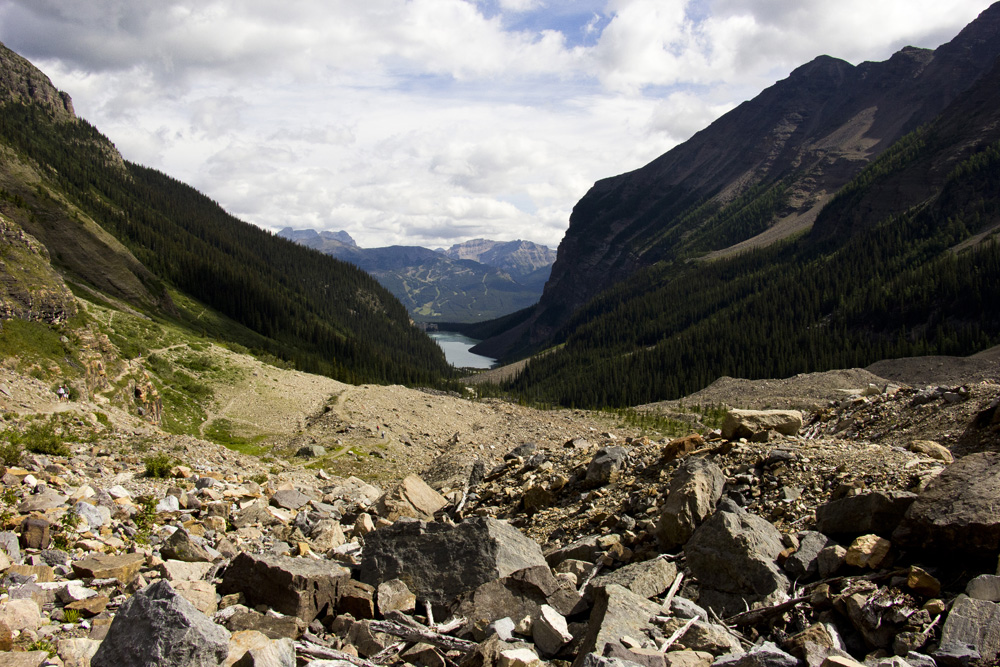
[0,0,994,251]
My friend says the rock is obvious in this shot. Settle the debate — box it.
[817,545,847,578]
[532,604,573,657]
[966,574,1000,601]
[222,609,304,640]
[0,532,21,563]
[57,637,101,667]
[684,508,789,616]
[659,617,744,655]
[820,658,866,667]
[571,584,661,667]
[72,552,146,584]
[453,565,585,624]
[936,595,1000,664]
[663,652,714,667]
[270,489,311,511]
[18,490,67,513]
[894,452,1000,555]
[159,559,213,582]
[499,647,542,667]
[19,516,51,549]
[783,531,835,580]
[460,635,518,667]
[0,652,49,667]
[844,534,891,569]
[160,528,213,562]
[232,501,282,528]
[605,645,669,667]
[353,513,376,538]
[74,500,111,530]
[232,635,295,666]
[907,566,941,597]
[489,617,517,642]
[714,642,798,667]
[0,598,41,632]
[376,579,416,616]
[578,656,645,667]
[66,594,110,617]
[934,642,981,667]
[656,457,725,550]
[219,552,351,622]
[373,474,448,521]
[593,557,677,600]
[360,517,547,607]
[815,491,916,539]
[296,445,326,458]
[422,451,487,493]
[721,410,802,441]
[546,535,606,568]
[91,579,230,667]
[174,580,218,615]
[156,495,181,513]
[670,597,708,621]
[907,440,954,463]
[585,447,628,487]
[346,618,394,657]
[338,580,376,619]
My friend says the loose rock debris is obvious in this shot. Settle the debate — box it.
[0,380,999,666]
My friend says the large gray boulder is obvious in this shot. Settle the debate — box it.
[684,507,789,616]
[571,584,662,667]
[893,452,1000,554]
[936,595,1000,665]
[815,491,916,539]
[91,579,230,667]
[219,553,351,622]
[585,447,628,487]
[656,457,725,550]
[360,517,547,606]
[592,557,677,601]
[721,410,802,441]
[453,565,586,622]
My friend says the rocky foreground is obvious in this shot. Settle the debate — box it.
[0,380,999,667]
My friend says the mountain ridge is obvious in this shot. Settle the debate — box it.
[475,2,1000,360]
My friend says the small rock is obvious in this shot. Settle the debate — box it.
[845,534,891,569]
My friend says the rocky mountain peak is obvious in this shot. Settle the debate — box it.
[0,41,75,120]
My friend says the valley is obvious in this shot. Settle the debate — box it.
[1,5,1000,667]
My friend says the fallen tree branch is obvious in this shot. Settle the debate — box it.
[368,620,479,654]
[661,572,684,612]
[578,560,604,593]
[371,641,410,665]
[659,616,696,653]
[724,595,810,626]
[297,637,381,667]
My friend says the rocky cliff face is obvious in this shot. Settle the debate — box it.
[443,239,557,278]
[0,213,76,323]
[0,41,74,119]
[478,3,1000,358]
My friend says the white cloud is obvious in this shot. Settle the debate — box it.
[0,0,994,250]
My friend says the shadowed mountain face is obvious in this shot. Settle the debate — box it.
[278,230,555,324]
[476,3,1000,359]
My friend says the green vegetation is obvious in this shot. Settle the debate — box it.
[203,418,270,457]
[0,420,71,456]
[480,123,1000,408]
[0,101,451,387]
[144,453,175,478]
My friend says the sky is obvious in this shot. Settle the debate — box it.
[0,1,993,249]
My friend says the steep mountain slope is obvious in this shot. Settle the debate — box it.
[279,229,551,323]
[476,3,1000,359]
[477,8,1000,407]
[0,42,450,386]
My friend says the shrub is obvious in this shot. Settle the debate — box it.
[0,438,21,466]
[144,453,174,478]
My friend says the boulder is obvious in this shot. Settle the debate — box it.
[684,507,789,616]
[296,445,326,458]
[160,528,212,563]
[91,579,230,667]
[936,595,1000,665]
[453,565,586,623]
[219,552,351,622]
[270,489,311,511]
[815,491,916,539]
[907,440,954,463]
[158,559,213,582]
[0,599,41,632]
[893,452,1000,554]
[659,617,744,655]
[71,552,146,584]
[360,517,547,607]
[585,447,628,487]
[57,637,101,667]
[0,652,49,667]
[232,501,282,529]
[966,574,1000,602]
[532,604,573,657]
[421,451,487,493]
[571,584,661,667]
[721,410,802,441]
[377,578,416,616]
[592,557,677,601]
[373,475,448,521]
[844,534,891,569]
[655,457,725,549]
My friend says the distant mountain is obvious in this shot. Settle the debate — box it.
[277,227,357,249]
[475,3,1000,407]
[278,230,555,323]
[475,3,1000,363]
[0,42,450,387]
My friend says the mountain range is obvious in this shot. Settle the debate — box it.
[473,2,1000,407]
[277,229,555,324]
